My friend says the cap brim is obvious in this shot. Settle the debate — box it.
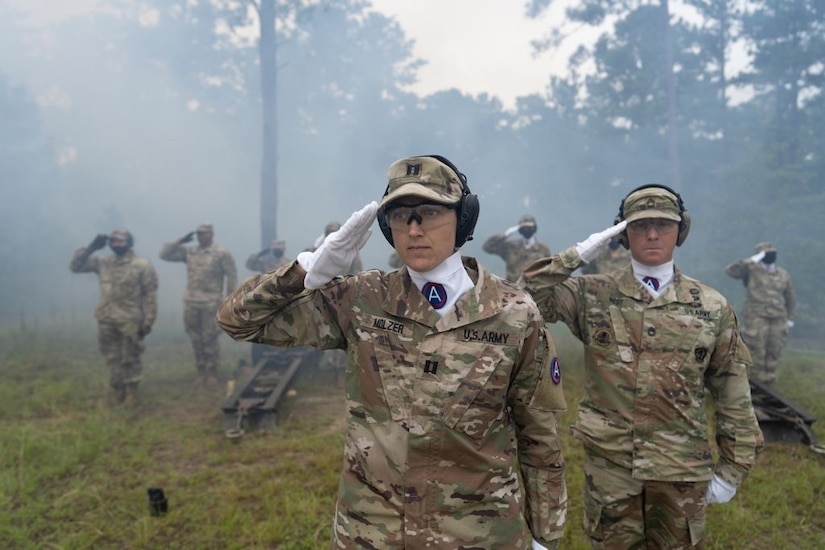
[625,210,680,223]
[379,184,460,209]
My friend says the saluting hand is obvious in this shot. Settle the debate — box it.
[179,231,195,244]
[576,220,628,263]
[298,201,378,289]
[89,234,109,251]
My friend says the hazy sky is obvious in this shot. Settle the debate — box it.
[9,0,578,110]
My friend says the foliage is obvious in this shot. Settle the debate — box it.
[2,325,824,548]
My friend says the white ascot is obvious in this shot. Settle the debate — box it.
[631,258,674,299]
[408,251,474,317]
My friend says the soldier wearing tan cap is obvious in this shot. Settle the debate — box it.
[725,242,795,385]
[160,223,237,387]
[523,184,763,549]
[218,155,567,549]
[483,213,552,283]
[70,229,158,405]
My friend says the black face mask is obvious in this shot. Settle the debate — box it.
[763,251,777,264]
[272,249,284,258]
[519,226,537,239]
[110,245,130,256]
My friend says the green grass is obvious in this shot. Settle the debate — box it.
[1,323,824,549]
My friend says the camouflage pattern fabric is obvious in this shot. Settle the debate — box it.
[160,241,237,303]
[217,257,568,549]
[482,235,551,283]
[161,240,237,378]
[522,247,762,487]
[245,251,290,274]
[579,246,631,276]
[583,455,707,549]
[70,248,158,389]
[725,259,795,384]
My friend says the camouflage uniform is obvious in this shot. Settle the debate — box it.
[246,240,290,273]
[725,243,795,384]
[217,257,567,549]
[483,228,551,283]
[160,231,237,379]
[70,243,158,396]
[524,248,763,549]
[579,243,631,275]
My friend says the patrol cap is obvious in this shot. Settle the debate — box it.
[196,223,213,233]
[755,241,777,253]
[519,214,537,226]
[270,239,286,250]
[622,187,681,223]
[380,156,464,208]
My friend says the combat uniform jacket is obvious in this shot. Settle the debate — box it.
[245,252,290,274]
[217,257,567,549]
[70,248,158,328]
[725,260,795,323]
[524,247,763,488]
[160,242,237,303]
[483,235,551,283]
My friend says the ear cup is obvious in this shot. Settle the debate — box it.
[613,215,629,249]
[377,208,394,246]
[676,211,691,246]
[455,193,480,247]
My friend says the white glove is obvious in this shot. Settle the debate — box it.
[297,202,378,289]
[705,474,736,505]
[787,320,795,329]
[504,224,521,238]
[749,251,766,263]
[531,538,556,550]
[575,220,628,263]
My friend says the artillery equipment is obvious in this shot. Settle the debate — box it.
[221,344,321,438]
[750,380,825,454]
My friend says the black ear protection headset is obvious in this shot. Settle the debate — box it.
[377,154,480,248]
[613,183,691,248]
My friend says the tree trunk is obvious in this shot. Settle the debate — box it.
[661,0,681,189]
[258,0,278,247]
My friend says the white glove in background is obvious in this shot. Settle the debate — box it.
[705,474,737,505]
[297,202,378,289]
[787,320,795,329]
[749,251,766,263]
[504,224,521,238]
[575,221,628,263]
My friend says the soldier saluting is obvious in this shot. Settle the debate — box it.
[217,155,567,549]
[70,229,158,405]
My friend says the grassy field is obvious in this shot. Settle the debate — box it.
[1,322,824,549]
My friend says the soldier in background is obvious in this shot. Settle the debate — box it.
[311,221,363,274]
[246,239,290,273]
[70,229,158,405]
[388,251,403,268]
[524,184,763,549]
[218,155,567,549]
[483,214,551,283]
[579,237,630,275]
[160,223,237,387]
[725,242,796,385]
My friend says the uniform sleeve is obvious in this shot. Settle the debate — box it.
[510,307,567,546]
[246,253,263,273]
[69,247,99,273]
[724,259,751,280]
[704,303,764,486]
[522,246,587,340]
[482,233,507,256]
[222,250,238,294]
[784,275,796,320]
[216,260,348,350]
[159,242,187,262]
[142,263,159,327]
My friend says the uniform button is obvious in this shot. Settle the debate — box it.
[647,327,656,336]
